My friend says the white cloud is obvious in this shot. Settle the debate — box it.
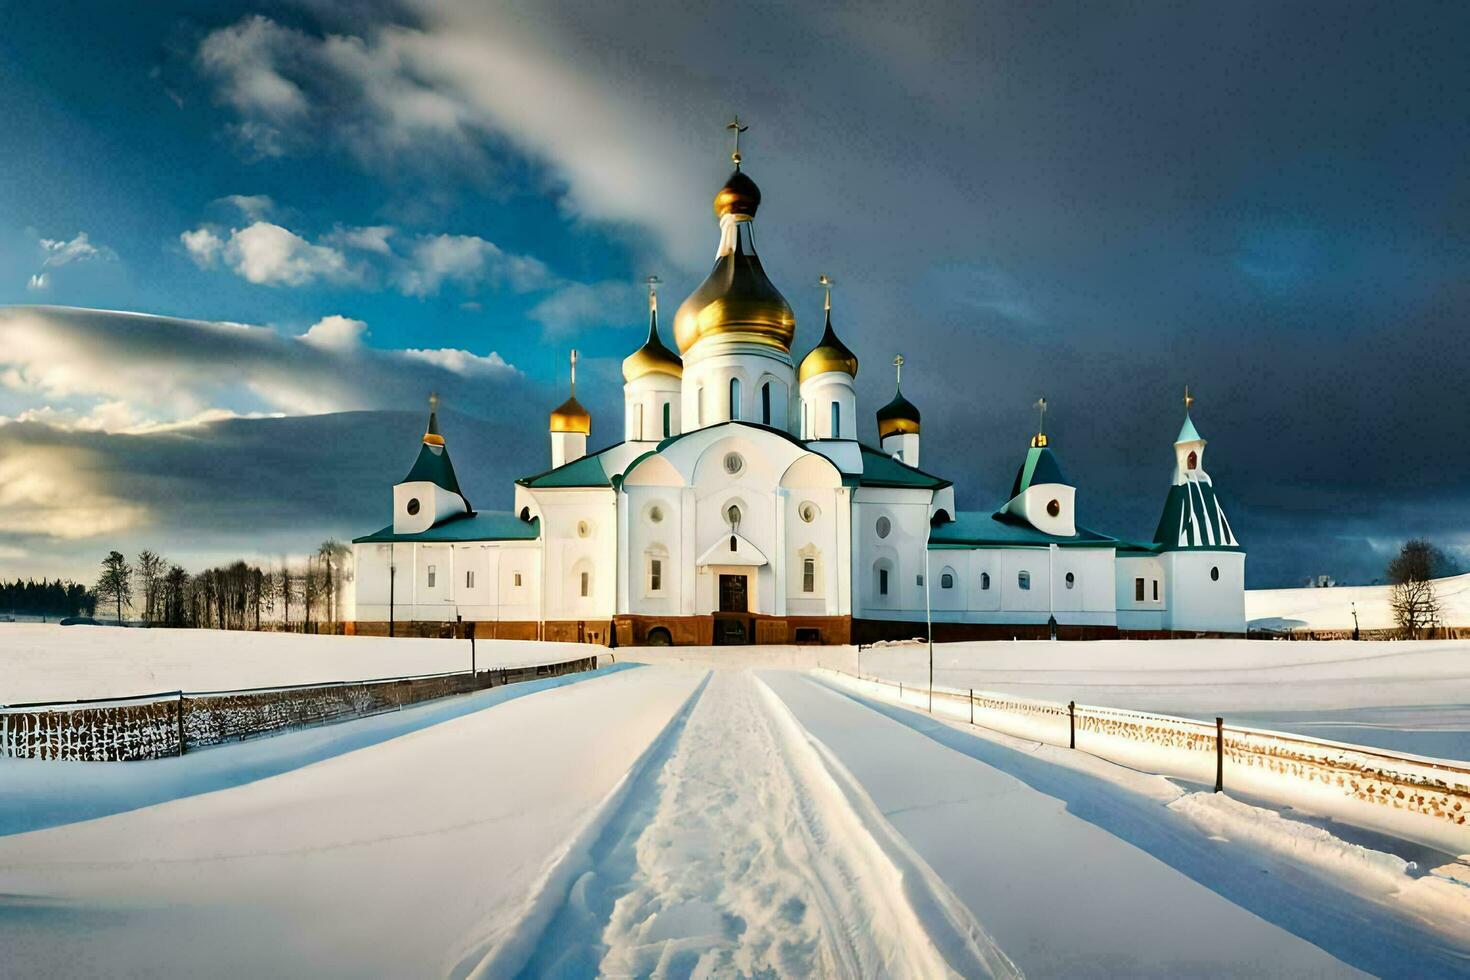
[218,193,276,220]
[181,227,225,267]
[182,221,359,287]
[301,314,368,350]
[0,446,149,540]
[197,14,310,158]
[528,280,641,335]
[325,224,396,254]
[27,273,48,290]
[26,231,116,290]
[401,347,514,375]
[394,233,549,298]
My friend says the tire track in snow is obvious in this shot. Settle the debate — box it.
[462,668,1014,978]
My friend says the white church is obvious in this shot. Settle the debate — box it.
[350,137,1245,645]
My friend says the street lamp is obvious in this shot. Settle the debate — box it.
[1351,601,1360,641]
[924,537,934,712]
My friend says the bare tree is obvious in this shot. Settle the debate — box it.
[1387,539,1443,639]
[135,550,166,624]
[95,551,133,624]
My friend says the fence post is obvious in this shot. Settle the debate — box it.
[1068,700,1076,749]
[969,689,974,725]
[1215,717,1224,793]
[177,692,186,757]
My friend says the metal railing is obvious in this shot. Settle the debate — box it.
[817,667,1470,856]
[0,656,599,763]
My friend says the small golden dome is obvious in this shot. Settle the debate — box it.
[622,313,682,383]
[714,169,761,218]
[799,310,859,383]
[549,395,590,435]
[877,388,920,439]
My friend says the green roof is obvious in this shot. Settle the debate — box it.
[854,444,951,489]
[353,511,539,544]
[1176,413,1203,444]
[516,446,616,488]
[1153,480,1241,552]
[402,441,468,505]
[930,511,1118,549]
[1008,445,1069,499]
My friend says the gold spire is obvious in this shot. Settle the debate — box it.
[623,275,683,382]
[798,274,859,383]
[674,117,795,354]
[727,115,748,168]
[549,349,591,435]
[1184,385,1194,411]
[423,391,444,446]
[1030,397,1049,448]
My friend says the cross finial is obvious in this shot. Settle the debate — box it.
[1183,385,1194,412]
[569,349,578,394]
[646,274,661,313]
[428,391,439,413]
[818,274,834,311]
[893,353,904,387]
[1034,397,1048,446]
[727,115,749,167]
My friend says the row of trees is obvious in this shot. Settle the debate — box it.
[0,578,95,618]
[93,541,352,631]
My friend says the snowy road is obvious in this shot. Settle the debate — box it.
[3,661,1461,976]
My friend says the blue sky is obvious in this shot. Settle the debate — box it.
[0,1,1467,587]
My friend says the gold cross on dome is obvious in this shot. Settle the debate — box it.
[1184,385,1195,411]
[727,115,749,166]
[569,349,578,394]
[818,274,834,311]
[893,353,904,386]
[1035,396,1047,432]
[646,274,661,312]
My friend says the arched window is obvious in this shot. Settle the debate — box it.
[761,382,772,425]
[1065,571,1075,589]
[940,569,955,589]
[729,377,741,420]
[696,386,704,425]
[981,572,991,590]
[1187,450,1198,470]
[662,401,671,438]
[803,557,816,593]
[830,401,841,438]
[1018,571,1031,591]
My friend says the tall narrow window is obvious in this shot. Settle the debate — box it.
[427,565,437,589]
[879,568,889,596]
[580,571,589,598]
[513,572,522,587]
[1018,571,1031,591]
[635,403,644,437]
[1135,577,1145,602]
[1187,450,1198,470]
[761,382,772,425]
[981,572,991,590]
[662,401,671,438]
[830,401,841,438]
[729,377,741,420]
[465,570,475,589]
[803,402,810,438]
[803,557,815,593]
[696,386,704,425]
[650,558,662,592]
[1152,579,1159,601]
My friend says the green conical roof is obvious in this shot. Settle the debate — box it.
[1176,413,1203,444]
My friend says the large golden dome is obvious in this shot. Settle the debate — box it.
[673,168,796,354]
[549,395,590,435]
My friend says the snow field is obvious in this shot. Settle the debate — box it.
[0,624,593,703]
[1247,572,1470,632]
[470,668,1009,978]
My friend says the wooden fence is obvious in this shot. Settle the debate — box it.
[817,668,1470,856]
[0,656,599,762]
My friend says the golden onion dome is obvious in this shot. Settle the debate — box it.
[798,310,859,383]
[673,169,795,354]
[876,387,921,439]
[622,311,682,383]
[549,395,590,435]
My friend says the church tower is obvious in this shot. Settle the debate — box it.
[1152,388,1245,632]
[798,275,859,439]
[876,355,922,466]
[622,276,683,442]
[548,350,590,468]
[998,399,1076,536]
[393,393,470,534]
[673,118,798,432]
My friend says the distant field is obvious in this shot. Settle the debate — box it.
[0,625,591,704]
[1246,572,1470,632]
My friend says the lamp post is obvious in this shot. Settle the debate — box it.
[1351,601,1360,641]
[925,541,934,713]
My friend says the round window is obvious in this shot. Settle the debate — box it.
[1065,571,1075,589]
[406,498,420,516]
[648,505,664,524]
[799,502,818,523]
[1211,566,1220,582]
[723,452,744,475]
[876,516,892,539]
[1047,499,1061,517]
[577,520,590,538]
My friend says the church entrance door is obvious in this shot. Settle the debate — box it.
[718,574,748,613]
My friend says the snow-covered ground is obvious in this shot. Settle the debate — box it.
[11,661,1467,977]
[1247,571,1470,631]
[632,639,1470,760]
[0,624,590,703]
